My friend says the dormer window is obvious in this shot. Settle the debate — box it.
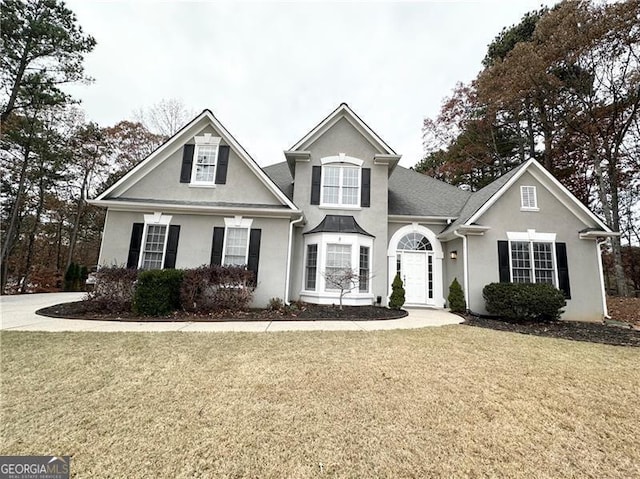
[191,134,221,185]
[520,185,538,210]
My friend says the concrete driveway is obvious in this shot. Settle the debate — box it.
[0,292,463,332]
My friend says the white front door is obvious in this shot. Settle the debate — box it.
[402,251,428,304]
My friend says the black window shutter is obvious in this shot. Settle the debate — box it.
[215,145,230,185]
[247,229,262,285]
[180,144,195,183]
[311,166,321,205]
[555,242,571,299]
[361,168,371,207]
[163,225,180,269]
[126,223,144,269]
[497,240,510,282]
[211,227,225,266]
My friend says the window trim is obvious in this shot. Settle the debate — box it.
[190,134,221,187]
[319,157,362,209]
[221,216,253,267]
[305,244,318,291]
[520,185,539,211]
[301,232,373,301]
[138,212,172,270]
[506,231,558,286]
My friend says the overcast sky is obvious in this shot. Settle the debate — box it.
[65,1,555,167]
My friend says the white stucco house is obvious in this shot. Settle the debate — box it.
[90,104,617,321]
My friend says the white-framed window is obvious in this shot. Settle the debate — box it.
[305,244,318,291]
[139,212,172,270]
[302,232,373,300]
[320,155,363,208]
[191,134,221,185]
[325,244,352,290]
[520,185,538,210]
[222,216,252,266]
[507,231,556,285]
[359,246,370,293]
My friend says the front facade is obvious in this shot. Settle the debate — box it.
[91,104,617,322]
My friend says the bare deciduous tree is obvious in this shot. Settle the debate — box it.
[133,98,196,138]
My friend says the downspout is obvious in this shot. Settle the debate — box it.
[596,238,610,319]
[453,230,470,311]
[284,214,305,305]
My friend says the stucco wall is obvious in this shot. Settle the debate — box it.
[289,118,390,304]
[466,171,605,322]
[118,125,281,206]
[99,209,290,307]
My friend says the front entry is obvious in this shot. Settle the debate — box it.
[392,231,436,305]
[399,251,433,304]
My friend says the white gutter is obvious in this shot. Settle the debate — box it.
[453,230,470,311]
[596,238,610,319]
[284,214,305,304]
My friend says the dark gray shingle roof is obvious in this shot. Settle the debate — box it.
[263,162,294,200]
[387,166,471,217]
[441,162,527,233]
[263,162,472,217]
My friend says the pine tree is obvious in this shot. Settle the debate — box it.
[389,273,405,310]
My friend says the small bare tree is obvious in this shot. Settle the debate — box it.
[323,268,366,310]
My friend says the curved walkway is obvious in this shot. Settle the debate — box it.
[0,292,463,332]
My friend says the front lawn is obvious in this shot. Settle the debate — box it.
[1,328,638,478]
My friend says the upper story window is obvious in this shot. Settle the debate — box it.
[191,134,221,185]
[520,185,538,210]
[322,165,360,207]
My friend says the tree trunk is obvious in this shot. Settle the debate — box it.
[1,143,31,293]
[66,172,89,270]
[20,175,45,294]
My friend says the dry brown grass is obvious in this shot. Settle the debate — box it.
[1,327,638,478]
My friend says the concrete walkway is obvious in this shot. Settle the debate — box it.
[0,292,463,332]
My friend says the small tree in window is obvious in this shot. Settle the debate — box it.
[323,268,362,310]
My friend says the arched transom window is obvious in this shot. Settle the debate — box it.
[398,232,432,251]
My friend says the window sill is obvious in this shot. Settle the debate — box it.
[319,204,362,211]
[300,290,374,306]
[189,183,217,188]
[520,207,539,212]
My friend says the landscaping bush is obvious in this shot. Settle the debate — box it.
[180,265,255,312]
[268,297,286,311]
[389,273,406,310]
[483,282,566,322]
[86,267,138,312]
[447,277,466,313]
[134,269,184,316]
[64,262,85,291]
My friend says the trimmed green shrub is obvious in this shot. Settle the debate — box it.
[389,273,406,310]
[483,282,566,322]
[134,269,184,316]
[447,277,466,313]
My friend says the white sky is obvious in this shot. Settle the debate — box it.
[65,0,555,168]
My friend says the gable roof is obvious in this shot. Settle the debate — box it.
[441,158,613,236]
[94,110,298,211]
[288,103,397,155]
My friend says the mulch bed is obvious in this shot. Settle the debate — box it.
[464,315,640,347]
[37,301,408,322]
[607,296,640,327]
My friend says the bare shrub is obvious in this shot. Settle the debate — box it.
[180,265,255,312]
[86,267,138,312]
